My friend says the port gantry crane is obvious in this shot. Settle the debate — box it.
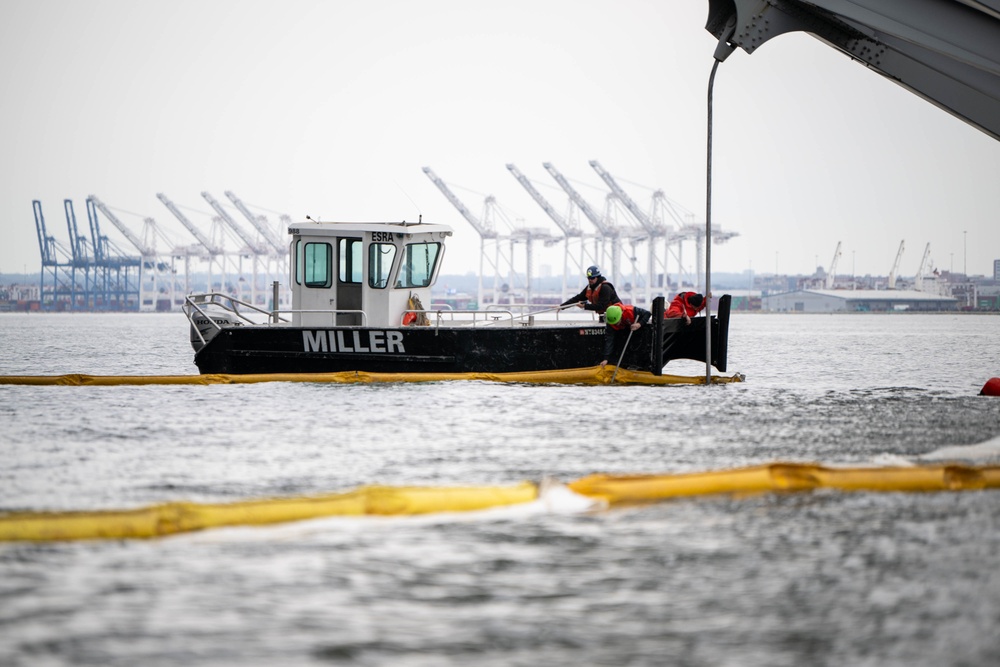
[590,160,688,305]
[591,161,727,299]
[422,166,500,308]
[156,192,233,295]
[87,195,171,310]
[888,240,905,290]
[201,191,276,306]
[542,162,626,294]
[223,191,291,308]
[648,191,700,292]
[32,200,78,310]
[62,199,93,309]
[914,243,933,293]
[423,166,555,308]
[223,190,288,256]
[506,163,598,301]
[826,241,842,289]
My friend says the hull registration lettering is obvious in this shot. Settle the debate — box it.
[303,330,405,353]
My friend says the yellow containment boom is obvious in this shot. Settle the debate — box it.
[0,367,745,387]
[2,463,999,543]
[568,463,1000,502]
[0,483,540,542]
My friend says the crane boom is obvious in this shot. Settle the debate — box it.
[64,199,90,265]
[33,200,57,264]
[421,167,496,238]
[223,191,287,254]
[87,195,155,256]
[156,193,221,255]
[542,163,614,235]
[915,242,932,291]
[917,242,931,276]
[201,192,267,254]
[588,160,665,234]
[888,240,905,289]
[826,241,842,289]
[506,164,579,236]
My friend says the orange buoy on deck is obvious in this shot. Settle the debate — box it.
[981,378,1000,396]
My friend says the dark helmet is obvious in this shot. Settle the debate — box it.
[586,265,601,279]
[689,294,704,307]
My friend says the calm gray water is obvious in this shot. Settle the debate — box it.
[2,312,999,666]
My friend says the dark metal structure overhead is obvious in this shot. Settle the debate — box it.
[705,0,1000,141]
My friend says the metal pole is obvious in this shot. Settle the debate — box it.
[272,280,279,323]
[610,327,635,384]
[705,59,720,386]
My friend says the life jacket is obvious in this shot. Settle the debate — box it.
[585,281,607,304]
[609,303,637,330]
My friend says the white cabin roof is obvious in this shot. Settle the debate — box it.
[288,220,453,238]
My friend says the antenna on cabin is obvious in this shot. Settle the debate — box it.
[394,180,423,221]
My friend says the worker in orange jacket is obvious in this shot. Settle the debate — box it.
[666,292,709,325]
[600,303,651,368]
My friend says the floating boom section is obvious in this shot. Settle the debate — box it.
[223,191,286,254]
[421,167,497,238]
[705,0,1000,141]
[201,191,268,255]
[156,192,222,256]
[506,163,581,237]
[8,462,1000,542]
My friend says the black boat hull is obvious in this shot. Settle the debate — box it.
[193,295,731,376]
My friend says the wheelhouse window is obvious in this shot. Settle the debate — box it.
[396,242,442,288]
[368,243,397,289]
[338,238,362,284]
[294,240,302,285]
[303,242,332,288]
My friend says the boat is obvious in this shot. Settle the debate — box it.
[183,218,731,377]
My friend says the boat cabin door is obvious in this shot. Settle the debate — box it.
[292,235,363,326]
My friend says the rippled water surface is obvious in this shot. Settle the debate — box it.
[2,312,999,666]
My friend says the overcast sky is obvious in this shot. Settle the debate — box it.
[3,0,998,282]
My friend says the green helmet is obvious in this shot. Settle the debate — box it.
[605,305,622,325]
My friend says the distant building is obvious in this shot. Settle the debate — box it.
[994,259,1000,280]
[763,289,958,313]
[977,284,1000,311]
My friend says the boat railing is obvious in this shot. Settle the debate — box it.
[484,303,600,324]
[401,309,516,328]
[185,292,283,324]
[400,304,600,329]
[183,292,287,334]
[185,293,370,349]
[184,293,282,349]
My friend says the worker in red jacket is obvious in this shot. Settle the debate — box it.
[600,303,651,368]
[666,291,709,324]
